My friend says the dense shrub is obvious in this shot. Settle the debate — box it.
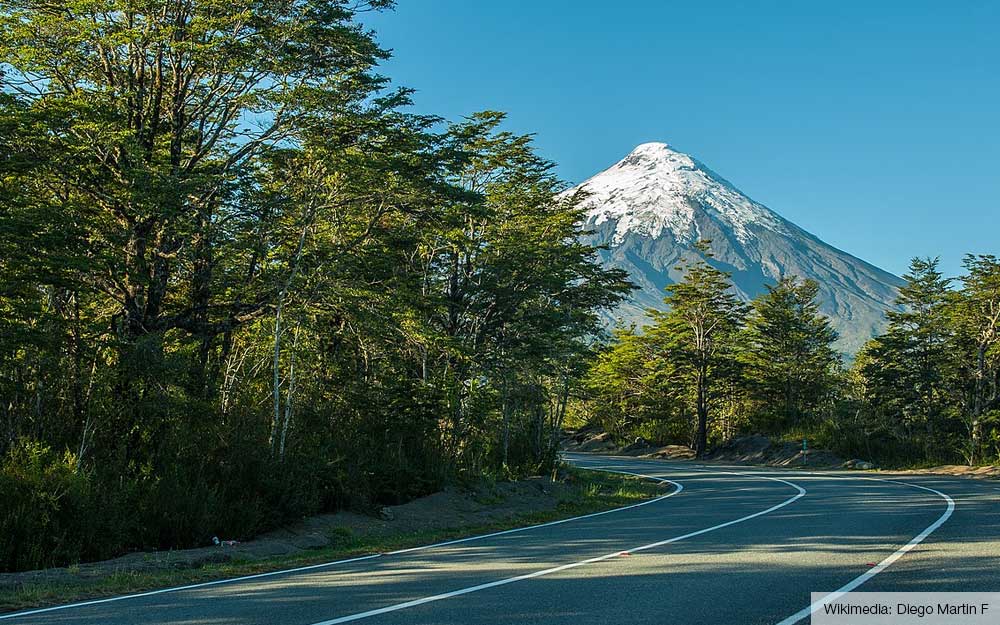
[0,441,93,572]
[0,439,347,571]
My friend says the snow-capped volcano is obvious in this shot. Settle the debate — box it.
[582,142,786,244]
[571,142,902,354]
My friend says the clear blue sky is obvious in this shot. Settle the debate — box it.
[364,1,999,279]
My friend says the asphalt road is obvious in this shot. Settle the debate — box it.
[3,453,999,625]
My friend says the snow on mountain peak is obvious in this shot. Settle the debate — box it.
[628,141,674,154]
[570,143,786,245]
[575,143,904,354]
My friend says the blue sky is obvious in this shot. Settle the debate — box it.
[364,1,998,278]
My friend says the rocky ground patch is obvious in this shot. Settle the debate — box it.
[706,434,846,468]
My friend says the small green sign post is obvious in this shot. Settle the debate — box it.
[802,438,808,466]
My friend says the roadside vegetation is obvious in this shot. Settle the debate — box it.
[0,0,632,574]
[2,0,996,584]
[580,251,1000,469]
[0,467,662,613]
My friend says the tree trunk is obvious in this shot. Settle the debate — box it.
[270,214,310,455]
[279,325,300,460]
[270,293,284,455]
[695,364,708,458]
[501,375,511,467]
[971,344,987,464]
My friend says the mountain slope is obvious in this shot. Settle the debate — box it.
[570,142,902,354]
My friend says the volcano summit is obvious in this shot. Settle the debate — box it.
[571,142,902,353]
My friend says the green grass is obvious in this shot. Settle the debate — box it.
[0,467,664,614]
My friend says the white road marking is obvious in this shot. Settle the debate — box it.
[7,455,957,625]
[0,553,384,622]
[568,455,961,625]
[773,478,955,625]
[388,470,682,555]
[306,470,808,624]
[0,469,681,622]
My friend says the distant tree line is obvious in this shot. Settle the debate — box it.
[0,1,629,572]
[583,249,1000,467]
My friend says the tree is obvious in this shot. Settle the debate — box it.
[585,328,686,443]
[859,257,957,458]
[951,254,1000,462]
[0,0,407,458]
[741,277,840,431]
[0,0,397,388]
[650,242,747,457]
[414,112,631,473]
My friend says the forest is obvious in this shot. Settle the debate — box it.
[0,0,631,572]
[0,0,997,577]
[584,251,1000,470]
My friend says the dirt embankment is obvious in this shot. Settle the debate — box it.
[562,425,617,453]
[893,465,1000,479]
[564,427,1000,480]
[706,434,846,468]
[0,477,573,593]
[562,426,696,460]
[564,427,846,468]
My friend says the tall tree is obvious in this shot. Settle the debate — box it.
[650,241,747,457]
[951,254,1000,461]
[412,112,630,473]
[0,0,395,361]
[741,277,840,431]
[859,257,956,454]
[0,0,401,460]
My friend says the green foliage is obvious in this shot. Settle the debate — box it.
[585,328,687,442]
[0,2,629,572]
[950,255,1000,463]
[649,244,748,456]
[740,277,840,433]
[851,257,977,464]
[585,245,751,455]
[0,441,92,572]
[583,253,1000,468]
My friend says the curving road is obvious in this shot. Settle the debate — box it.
[2,454,999,625]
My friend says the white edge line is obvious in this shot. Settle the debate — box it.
[573,455,959,625]
[0,467,681,621]
[387,470,682,555]
[306,468,807,624]
[772,478,956,625]
[0,553,383,622]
